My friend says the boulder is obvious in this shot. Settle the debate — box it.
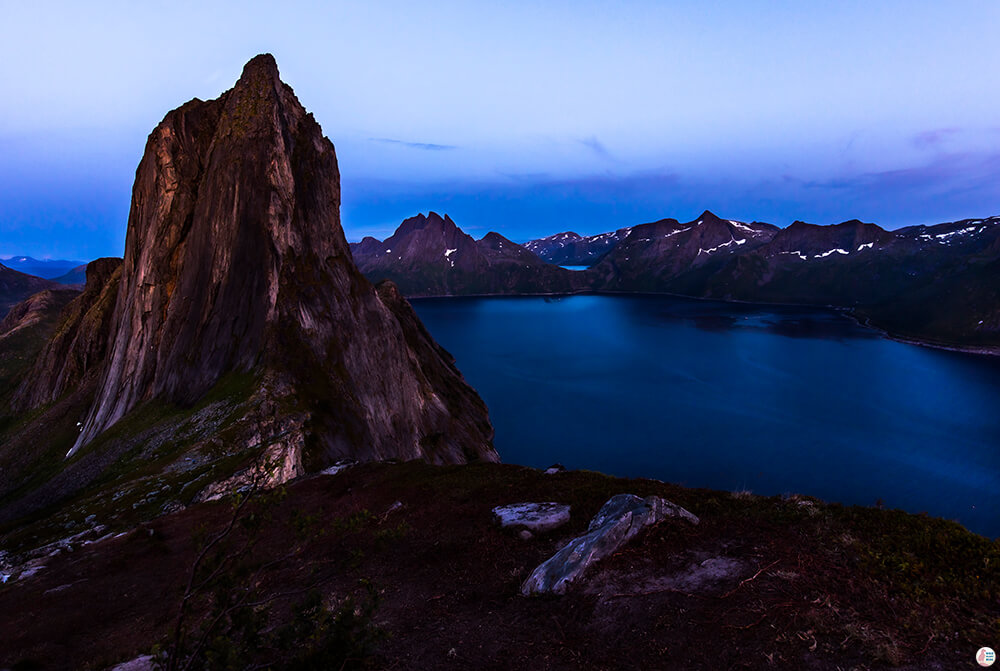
[521,494,698,596]
[110,654,155,671]
[321,458,359,476]
[493,502,571,533]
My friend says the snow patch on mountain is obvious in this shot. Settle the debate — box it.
[814,248,850,258]
[698,238,746,255]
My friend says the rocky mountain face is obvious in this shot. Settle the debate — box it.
[588,211,779,293]
[71,54,494,463]
[0,54,496,530]
[0,264,64,316]
[523,227,633,266]
[351,212,587,296]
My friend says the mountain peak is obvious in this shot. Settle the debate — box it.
[68,56,496,467]
[479,231,511,246]
[696,210,724,224]
[397,212,458,237]
[236,53,281,89]
[427,211,455,226]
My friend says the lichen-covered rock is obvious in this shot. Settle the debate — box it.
[521,494,698,596]
[493,502,571,533]
[67,54,496,467]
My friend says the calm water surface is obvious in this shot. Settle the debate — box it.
[413,295,1000,537]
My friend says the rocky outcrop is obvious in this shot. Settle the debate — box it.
[351,212,589,296]
[521,494,699,595]
[12,258,122,411]
[492,502,571,533]
[68,54,496,466]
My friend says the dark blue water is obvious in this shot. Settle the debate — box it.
[413,294,1000,538]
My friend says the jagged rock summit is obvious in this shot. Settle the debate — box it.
[69,54,497,466]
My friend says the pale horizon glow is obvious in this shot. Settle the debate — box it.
[2,1,1000,258]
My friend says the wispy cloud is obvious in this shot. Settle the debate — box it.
[579,136,612,160]
[370,137,456,151]
[802,150,1000,195]
[912,128,961,150]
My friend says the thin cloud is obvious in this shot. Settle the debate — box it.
[912,128,960,150]
[802,151,1000,194]
[370,137,456,151]
[579,135,612,160]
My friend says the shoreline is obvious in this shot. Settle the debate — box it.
[407,289,1000,357]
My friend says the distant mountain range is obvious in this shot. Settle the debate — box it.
[1,256,86,281]
[352,210,1000,352]
[523,227,633,266]
[351,212,587,296]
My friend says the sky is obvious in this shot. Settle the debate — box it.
[2,1,1000,259]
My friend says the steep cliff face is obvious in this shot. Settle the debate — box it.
[71,54,495,465]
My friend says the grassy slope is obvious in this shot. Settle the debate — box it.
[0,372,260,554]
[0,461,995,670]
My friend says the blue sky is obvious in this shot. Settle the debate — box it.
[2,1,1000,259]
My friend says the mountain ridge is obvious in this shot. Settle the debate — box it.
[356,210,1000,351]
[350,211,588,296]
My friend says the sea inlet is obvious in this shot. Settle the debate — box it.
[414,294,1000,537]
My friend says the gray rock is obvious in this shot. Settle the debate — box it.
[521,494,699,596]
[321,459,358,476]
[109,654,155,671]
[493,502,571,533]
